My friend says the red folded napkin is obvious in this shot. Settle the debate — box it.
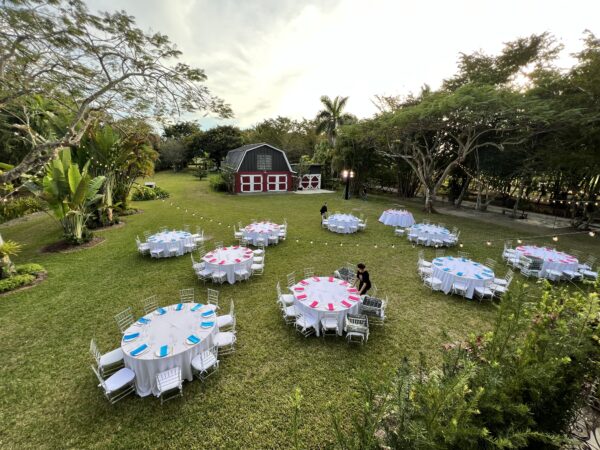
[310,301,318,308]
[340,281,349,286]
[349,295,360,301]
[233,246,239,249]
[328,277,334,282]
[300,280,309,286]
[235,258,241,263]
[347,288,358,293]
[312,277,320,282]
[327,303,334,311]
[206,253,213,258]
[209,258,217,262]
[297,294,307,299]
[294,287,304,291]
[341,300,351,308]
[548,258,554,262]
[223,247,228,250]
[219,260,225,265]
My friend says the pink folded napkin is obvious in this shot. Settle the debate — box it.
[209,258,217,262]
[310,301,318,308]
[219,260,225,265]
[294,287,304,291]
[297,293,307,299]
[300,280,309,286]
[328,277,334,282]
[347,288,358,293]
[340,281,349,286]
[312,277,320,282]
[223,247,228,250]
[206,253,213,258]
[548,258,554,262]
[327,303,334,311]
[235,258,241,262]
[349,295,360,301]
[233,246,239,249]
[341,300,351,308]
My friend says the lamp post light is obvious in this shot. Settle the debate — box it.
[342,169,355,200]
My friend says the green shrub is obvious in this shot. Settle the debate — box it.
[0,196,45,223]
[0,274,35,293]
[15,263,46,276]
[208,173,228,192]
[132,185,170,201]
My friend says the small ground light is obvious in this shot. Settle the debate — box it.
[486,241,492,246]
[552,236,558,242]
[459,243,463,248]
[590,231,596,237]
[517,239,522,244]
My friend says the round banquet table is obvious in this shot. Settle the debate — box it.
[432,256,495,299]
[202,246,254,284]
[327,214,360,234]
[242,221,281,246]
[121,303,219,397]
[513,245,578,278]
[291,276,361,336]
[147,231,194,257]
[408,224,450,246]
[379,209,415,227]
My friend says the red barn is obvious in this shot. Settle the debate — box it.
[224,143,296,193]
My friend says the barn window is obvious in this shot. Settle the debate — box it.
[256,154,272,171]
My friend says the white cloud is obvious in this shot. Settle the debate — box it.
[85,0,598,128]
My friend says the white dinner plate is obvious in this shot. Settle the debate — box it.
[154,346,171,358]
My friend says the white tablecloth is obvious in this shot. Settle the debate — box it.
[121,303,219,396]
[432,256,495,299]
[147,231,194,257]
[327,214,360,234]
[242,221,281,246]
[514,245,578,277]
[202,246,254,284]
[379,209,415,227]
[408,224,450,246]
[291,276,361,336]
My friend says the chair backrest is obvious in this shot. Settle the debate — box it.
[190,253,197,265]
[485,258,497,269]
[91,365,107,391]
[229,299,235,316]
[304,267,314,278]
[159,226,168,232]
[505,269,514,280]
[586,255,597,266]
[180,288,195,303]
[286,272,296,287]
[156,367,181,393]
[418,250,424,260]
[435,249,445,258]
[142,295,158,314]
[136,236,141,245]
[114,307,134,333]
[452,226,459,234]
[143,230,151,240]
[438,223,445,228]
[423,219,430,224]
[196,225,203,235]
[207,288,219,305]
[183,224,190,233]
[238,221,243,229]
[89,338,101,364]
[276,281,282,298]
[323,312,337,322]
[457,251,470,259]
[214,241,223,250]
[197,245,206,257]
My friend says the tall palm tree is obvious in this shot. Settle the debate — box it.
[315,95,355,148]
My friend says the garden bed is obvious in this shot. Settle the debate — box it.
[0,264,47,296]
[40,236,105,254]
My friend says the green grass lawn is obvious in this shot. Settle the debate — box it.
[1,171,598,449]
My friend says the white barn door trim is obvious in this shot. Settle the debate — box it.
[267,174,287,192]
[299,174,321,190]
[240,174,263,192]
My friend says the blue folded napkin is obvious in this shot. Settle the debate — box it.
[200,321,215,328]
[187,334,201,344]
[475,274,483,279]
[123,332,140,341]
[159,345,169,358]
[156,307,167,315]
[443,268,450,272]
[461,258,467,262]
[137,317,151,325]
[434,263,443,266]
[483,269,493,273]
[201,310,214,317]
[130,344,148,356]
[457,272,464,276]
[473,263,480,266]
[448,256,454,260]
[175,303,183,311]
[483,273,492,277]
[191,303,204,312]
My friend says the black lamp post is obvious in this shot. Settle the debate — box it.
[342,169,355,200]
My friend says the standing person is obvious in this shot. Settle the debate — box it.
[354,263,372,296]
[320,202,328,221]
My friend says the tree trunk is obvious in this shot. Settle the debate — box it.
[424,186,434,213]
[455,176,471,208]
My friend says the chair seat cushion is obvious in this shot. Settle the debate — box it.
[321,318,338,329]
[280,294,294,305]
[197,268,212,277]
[215,332,235,347]
[296,316,315,328]
[251,264,264,270]
[99,348,124,367]
[419,261,432,268]
[563,270,582,279]
[493,278,508,286]
[452,282,468,291]
[104,368,135,393]
[156,376,181,394]
[212,271,227,278]
[253,256,264,263]
[284,305,297,317]
[475,287,493,297]
[216,314,233,328]
[253,249,264,255]
[138,243,150,250]
[583,270,598,279]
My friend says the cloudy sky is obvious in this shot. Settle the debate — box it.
[86,0,598,129]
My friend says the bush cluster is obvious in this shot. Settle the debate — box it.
[0,196,45,223]
[208,173,228,192]
[15,263,46,276]
[0,274,36,293]
[131,185,170,201]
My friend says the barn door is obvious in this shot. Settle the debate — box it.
[267,174,287,191]
[300,174,321,190]
[240,174,263,192]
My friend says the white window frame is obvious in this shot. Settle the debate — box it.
[240,174,263,192]
[267,174,287,192]
[256,154,272,171]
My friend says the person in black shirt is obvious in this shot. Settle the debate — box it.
[354,263,371,295]
[320,202,328,220]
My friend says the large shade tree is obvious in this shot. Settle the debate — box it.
[0,0,231,187]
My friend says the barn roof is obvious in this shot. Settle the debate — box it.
[224,143,295,172]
